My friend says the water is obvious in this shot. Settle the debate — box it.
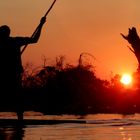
[0,112,140,140]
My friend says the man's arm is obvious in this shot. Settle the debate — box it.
[16,17,46,54]
[121,27,140,46]
[30,16,46,43]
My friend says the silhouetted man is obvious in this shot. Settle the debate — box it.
[0,16,46,121]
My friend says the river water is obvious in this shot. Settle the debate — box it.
[0,112,140,140]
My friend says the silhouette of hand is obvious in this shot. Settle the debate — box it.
[40,16,46,25]
[121,27,140,45]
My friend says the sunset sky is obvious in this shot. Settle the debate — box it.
[0,0,140,79]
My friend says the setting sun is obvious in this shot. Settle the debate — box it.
[120,74,132,85]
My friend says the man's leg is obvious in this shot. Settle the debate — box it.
[17,110,24,121]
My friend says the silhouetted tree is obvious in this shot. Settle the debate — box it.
[21,52,140,114]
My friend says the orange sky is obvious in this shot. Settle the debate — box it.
[0,0,140,79]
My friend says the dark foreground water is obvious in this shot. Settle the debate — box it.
[0,112,140,140]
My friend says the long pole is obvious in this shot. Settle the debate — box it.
[21,0,57,55]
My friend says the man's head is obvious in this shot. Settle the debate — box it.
[0,25,10,38]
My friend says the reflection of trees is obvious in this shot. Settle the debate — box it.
[0,126,24,140]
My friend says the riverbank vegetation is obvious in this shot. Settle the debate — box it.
[18,53,140,115]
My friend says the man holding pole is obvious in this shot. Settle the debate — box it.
[0,16,46,121]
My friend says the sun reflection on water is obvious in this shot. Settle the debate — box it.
[119,127,132,140]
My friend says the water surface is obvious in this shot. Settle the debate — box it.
[0,112,140,140]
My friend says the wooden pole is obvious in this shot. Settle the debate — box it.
[21,0,57,55]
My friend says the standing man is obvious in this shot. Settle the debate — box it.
[0,16,46,121]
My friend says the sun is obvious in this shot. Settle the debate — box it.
[120,74,132,85]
